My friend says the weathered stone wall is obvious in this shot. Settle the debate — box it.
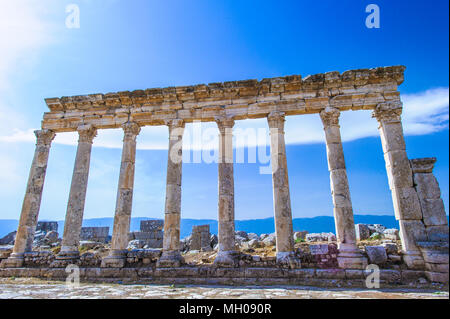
[140,220,164,232]
[80,227,109,243]
[0,265,429,287]
[127,220,164,248]
[190,225,211,251]
[128,231,163,248]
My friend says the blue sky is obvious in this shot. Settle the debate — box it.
[0,0,448,222]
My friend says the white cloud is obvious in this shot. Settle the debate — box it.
[402,87,450,135]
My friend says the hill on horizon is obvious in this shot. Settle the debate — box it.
[0,214,412,239]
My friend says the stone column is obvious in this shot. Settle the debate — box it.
[56,125,97,263]
[157,119,185,267]
[213,115,239,267]
[101,122,140,268]
[1,130,55,268]
[410,158,449,242]
[320,106,367,269]
[267,111,300,268]
[372,101,425,269]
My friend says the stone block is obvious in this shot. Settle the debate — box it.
[80,227,109,242]
[399,220,428,250]
[401,270,425,282]
[391,187,423,220]
[365,246,388,265]
[425,262,449,273]
[413,173,441,199]
[382,243,398,255]
[140,220,164,232]
[355,224,370,241]
[379,269,401,284]
[426,226,449,242]
[420,199,448,226]
[315,269,345,279]
[425,271,449,283]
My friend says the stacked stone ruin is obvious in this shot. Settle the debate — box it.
[36,222,58,233]
[0,65,448,284]
[128,220,164,248]
[80,227,109,243]
[190,225,212,251]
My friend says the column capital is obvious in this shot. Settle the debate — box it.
[267,111,285,130]
[77,124,97,144]
[215,115,235,133]
[320,106,340,127]
[165,119,185,139]
[372,101,403,123]
[410,157,437,174]
[122,121,141,137]
[164,119,185,129]
[35,129,55,146]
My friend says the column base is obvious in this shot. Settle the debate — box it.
[156,251,184,268]
[402,250,425,270]
[276,252,301,269]
[0,253,24,268]
[337,245,368,269]
[213,250,239,268]
[101,250,127,268]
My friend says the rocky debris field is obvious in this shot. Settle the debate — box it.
[0,278,447,299]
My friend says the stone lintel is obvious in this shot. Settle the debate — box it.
[42,66,405,132]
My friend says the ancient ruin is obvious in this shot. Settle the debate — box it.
[190,225,212,252]
[80,227,109,243]
[0,65,448,285]
[128,220,164,249]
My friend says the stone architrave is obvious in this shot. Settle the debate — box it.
[101,122,140,268]
[1,130,55,268]
[267,111,301,268]
[157,119,185,267]
[213,115,239,267]
[57,125,97,262]
[372,102,425,269]
[320,106,367,269]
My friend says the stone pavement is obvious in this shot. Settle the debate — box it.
[0,278,447,299]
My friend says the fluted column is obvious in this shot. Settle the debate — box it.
[372,101,425,269]
[213,115,239,267]
[57,125,97,262]
[102,122,140,268]
[157,119,185,267]
[267,111,300,268]
[320,106,367,269]
[1,130,55,268]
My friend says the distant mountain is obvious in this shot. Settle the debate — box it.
[0,215,410,239]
